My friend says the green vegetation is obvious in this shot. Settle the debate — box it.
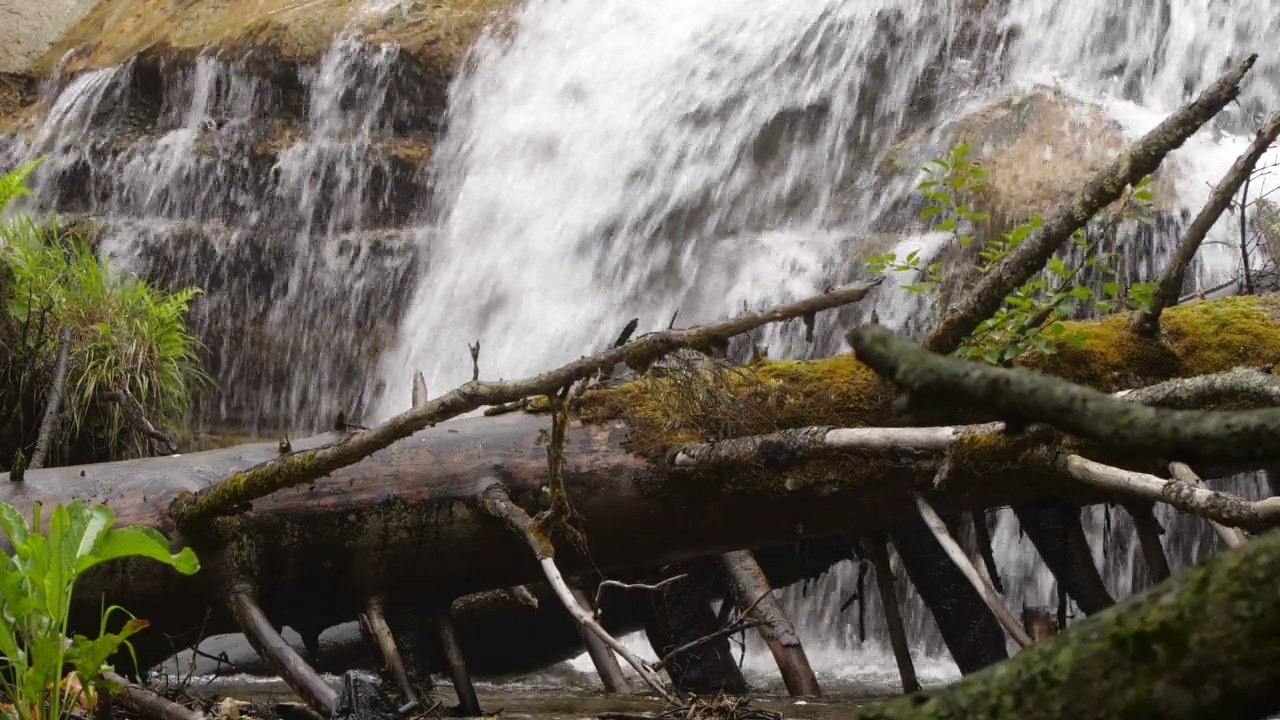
[0,160,207,466]
[867,143,1161,364]
[0,499,199,720]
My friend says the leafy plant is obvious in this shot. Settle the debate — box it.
[0,499,199,720]
[0,161,209,460]
[866,143,1158,364]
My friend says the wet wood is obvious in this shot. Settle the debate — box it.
[358,595,418,705]
[226,583,337,716]
[717,550,820,697]
[570,587,634,695]
[433,609,482,717]
[861,534,919,695]
[102,672,205,720]
[1125,503,1172,585]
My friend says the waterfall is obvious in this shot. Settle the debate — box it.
[370,0,1280,690]
[6,0,1280,694]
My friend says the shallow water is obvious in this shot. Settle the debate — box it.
[188,675,889,719]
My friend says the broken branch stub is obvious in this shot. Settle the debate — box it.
[169,279,881,528]
[924,54,1257,356]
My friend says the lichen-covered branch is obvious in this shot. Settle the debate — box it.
[844,523,1280,720]
[1168,462,1248,547]
[168,279,881,528]
[849,323,1280,466]
[1064,455,1280,532]
[924,55,1257,356]
[1133,111,1280,335]
[1115,367,1280,410]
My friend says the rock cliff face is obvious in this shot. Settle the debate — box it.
[0,0,98,73]
[0,0,518,434]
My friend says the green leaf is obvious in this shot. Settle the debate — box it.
[920,206,939,219]
[937,218,958,232]
[78,527,200,576]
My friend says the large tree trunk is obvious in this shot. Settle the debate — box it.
[2,410,1096,666]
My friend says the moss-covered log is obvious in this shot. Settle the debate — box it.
[3,295,1280,676]
[845,527,1280,720]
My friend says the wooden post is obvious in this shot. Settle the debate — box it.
[861,534,920,694]
[358,596,419,705]
[570,587,634,694]
[718,550,821,697]
[225,584,337,716]
[433,608,482,717]
[1125,502,1172,584]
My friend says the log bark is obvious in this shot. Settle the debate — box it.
[642,564,745,696]
[890,516,1010,674]
[357,596,418,705]
[226,582,337,716]
[717,550,821,697]
[843,527,1280,720]
[1124,503,1172,585]
[1168,462,1248,548]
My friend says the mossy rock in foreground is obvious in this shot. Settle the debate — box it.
[574,294,1280,458]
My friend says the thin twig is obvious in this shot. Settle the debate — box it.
[593,574,688,619]
[652,590,772,672]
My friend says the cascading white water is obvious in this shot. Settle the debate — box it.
[374,0,1280,690]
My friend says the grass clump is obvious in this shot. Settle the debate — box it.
[1,160,208,466]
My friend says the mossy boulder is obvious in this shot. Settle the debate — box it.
[577,294,1280,458]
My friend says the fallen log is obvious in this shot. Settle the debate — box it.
[4,295,1280,674]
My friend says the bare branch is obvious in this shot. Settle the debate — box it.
[1133,112,1280,335]
[479,483,676,702]
[101,388,177,455]
[915,476,1033,647]
[848,323,1280,466]
[1168,462,1249,547]
[168,279,881,527]
[1064,455,1280,531]
[924,55,1257,356]
[593,574,688,619]
[652,591,771,673]
[30,327,71,470]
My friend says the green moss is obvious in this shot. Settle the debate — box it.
[577,355,896,459]
[1023,295,1280,390]
[577,295,1280,459]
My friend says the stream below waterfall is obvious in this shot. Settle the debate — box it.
[5,0,1280,697]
